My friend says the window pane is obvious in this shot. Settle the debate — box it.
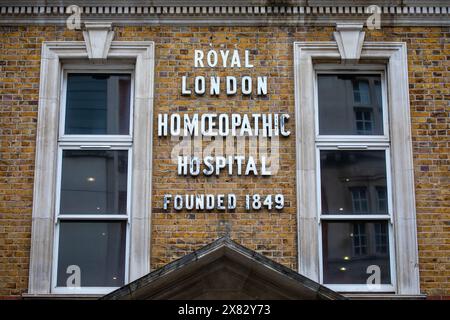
[317,74,383,135]
[320,150,387,215]
[57,221,126,287]
[65,73,131,135]
[60,150,128,215]
[376,186,388,213]
[322,221,391,284]
[353,80,370,105]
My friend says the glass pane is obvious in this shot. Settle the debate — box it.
[353,80,370,105]
[317,74,383,135]
[65,73,131,135]
[60,150,128,215]
[320,150,387,215]
[322,221,391,284]
[57,221,126,287]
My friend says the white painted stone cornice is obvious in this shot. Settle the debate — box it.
[82,22,114,61]
[333,23,365,63]
[0,2,448,26]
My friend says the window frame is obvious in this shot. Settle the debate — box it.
[28,41,155,297]
[315,146,397,292]
[314,66,395,292]
[52,145,132,294]
[52,66,136,294]
[293,41,420,296]
[316,146,394,221]
[319,220,395,292]
[59,66,135,143]
[313,66,390,142]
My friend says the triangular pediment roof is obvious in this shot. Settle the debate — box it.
[102,237,345,300]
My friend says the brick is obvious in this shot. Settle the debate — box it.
[0,25,448,298]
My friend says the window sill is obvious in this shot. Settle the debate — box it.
[325,284,395,292]
[343,293,427,300]
[22,293,103,300]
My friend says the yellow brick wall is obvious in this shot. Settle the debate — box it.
[0,25,448,298]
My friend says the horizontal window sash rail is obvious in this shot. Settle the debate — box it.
[59,135,133,143]
[314,65,386,72]
[320,214,392,220]
[52,287,119,295]
[64,64,134,72]
[315,137,390,144]
[324,284,395,293]
[58,142,133,148]
[57,214,129,221]
[315,142,390,149]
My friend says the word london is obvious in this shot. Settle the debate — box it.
[181,49,267,96]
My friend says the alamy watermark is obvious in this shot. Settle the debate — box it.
[366,265,382,290]
[366,5,382,30]
[66,265,81,287]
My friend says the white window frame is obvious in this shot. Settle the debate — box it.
[314,67,396,292]
[294,41,420,295]
[52,146,132,295]
[53,67,134,294]
[59,66,135,143]
[313,66,390,143]
[316,147,397,292]
[28,41,155,297]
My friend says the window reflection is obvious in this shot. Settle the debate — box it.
[352,223,367,256]
[355,109,373,134]
[320,150,387,215]
[350,187,369,214]
[65,74,131,135]
[317,74,383,135]
[375,223,388,254]
[60,150,128,215]
[376,186,388,213]
[322,221,391,284]
[57,221,126,287]
[353,80,371,105]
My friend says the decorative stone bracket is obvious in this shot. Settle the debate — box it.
[82,22,115,61]
[333,23,365,63]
